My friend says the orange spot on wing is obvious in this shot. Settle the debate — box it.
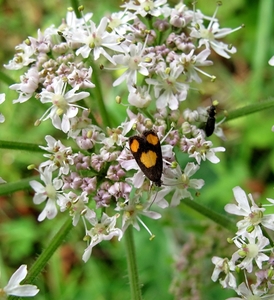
[146,133,159,145]
[130,139,140,153]
[140,150,157,168]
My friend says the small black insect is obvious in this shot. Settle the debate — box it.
[205,100,218,137]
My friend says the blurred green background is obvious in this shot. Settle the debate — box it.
[0,0,274,299]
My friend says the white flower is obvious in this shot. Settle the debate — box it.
[121,0,169,18]
[120,108,148,136]
[127,86,152,108]
[67,65,95,89]
[28,28,52,53]
[183,108,200,122]
[57,191,96,226]
[178,48,214,83]
[268,55,274,66]
[39,78,90,132]
[115,196,162,234]
[113,42,154,91]
[266,197,274,205]
[190,21,237,58]
[39,135,75,175]
[107,11,136,35]
[169,2,194,27]
[1,265,39,298]
[4,42,35,70]
[68,17,123,63]
[154,162,204,206]
[29,167,63,221]
[212,117,227,140]
[232,235,270,273]
[9,67,39,103]
[0,93,6,123]
[63,11,94,33]
[109,182,132,201]
[0,93,5,105]
[228,281,274,300]
[82,213,123,262]
[225,186,274,238]
[189,3,241,59]
[146,62,188,110]
[102,128,127,148]
[184,134,226,164]
[211,256,236,289]
[0,177,6,184]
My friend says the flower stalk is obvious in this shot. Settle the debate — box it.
[124,225,143,300]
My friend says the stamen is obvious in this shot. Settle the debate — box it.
[37,105,54,123]
[208,2,221,30]
[194,67,216,81]
[137,216,154,238]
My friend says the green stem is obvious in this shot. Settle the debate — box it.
[249,0,273,102]
[0,70,14,86]
[218,97,274,122]
[124,226,142,300]
[0,140,85,156]
[69,0,81,18]
[8,218,73,300]
[182,198,237,233]
[0,176,40,195]
[0,140,44,152]
[90,64,112,128]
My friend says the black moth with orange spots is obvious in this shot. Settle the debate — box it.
[129,130,163,187]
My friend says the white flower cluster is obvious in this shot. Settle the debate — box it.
[212,186,274,299]
[2,0,241,263]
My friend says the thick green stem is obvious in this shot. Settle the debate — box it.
[0,70,14,86]
[90,64,112,128]
[69,0,81,18]
[0,140,44,152]
[0,140,85,156]
[218,98,274,122]
[8,218,73,300]
[249,0,273,102]
[124,226,142,300]
[0,176,40,195]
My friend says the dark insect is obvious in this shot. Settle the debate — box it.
[129,130,163,187]
[205,101,218,137]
